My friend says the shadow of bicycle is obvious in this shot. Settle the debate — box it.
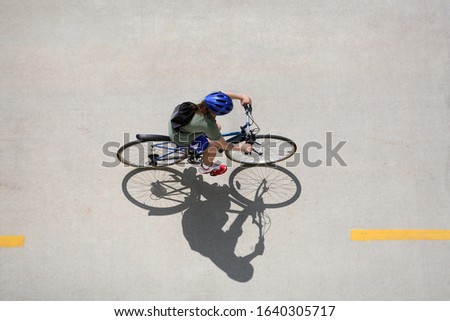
[121,165,301,282]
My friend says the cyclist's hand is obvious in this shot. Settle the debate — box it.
[241,143,253,154]
[240,95,252,106]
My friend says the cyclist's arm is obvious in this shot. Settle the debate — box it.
[223,92,252,106]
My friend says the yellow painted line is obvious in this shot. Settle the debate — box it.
[0,236,25,247]
[351,230,450,241]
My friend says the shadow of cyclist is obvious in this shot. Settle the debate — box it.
[121,165,301,282]
[180,168,264,282]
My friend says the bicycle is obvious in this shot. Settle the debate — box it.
[116,105,297,167]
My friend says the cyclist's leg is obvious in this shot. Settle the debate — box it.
[202,142,219,166]
[193,135,227,176]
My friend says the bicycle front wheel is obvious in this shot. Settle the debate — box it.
[225,134,297,165]
[117,137,187,167]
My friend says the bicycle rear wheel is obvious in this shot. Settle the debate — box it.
[225,134,297,165]
[117,136,187,167]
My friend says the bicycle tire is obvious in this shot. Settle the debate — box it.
[229,165,301,208]
[117,136,187,167]
[225,134,297,165]
[122,167,191,215]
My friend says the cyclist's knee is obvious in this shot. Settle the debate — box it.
[208,140,221,149]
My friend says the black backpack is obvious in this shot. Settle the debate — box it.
[170,102,198,132]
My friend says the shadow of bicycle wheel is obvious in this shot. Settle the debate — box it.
[228,165,302,209]
[122,165,301,214]
[121,167,192,215]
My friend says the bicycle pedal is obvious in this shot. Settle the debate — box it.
[187,158,201,164]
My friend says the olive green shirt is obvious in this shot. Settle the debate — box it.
[168,112,222,146]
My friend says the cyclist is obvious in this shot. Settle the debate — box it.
[169,91,253,176]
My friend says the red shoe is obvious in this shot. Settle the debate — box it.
[210,164,227,176]
[198,162,228,176]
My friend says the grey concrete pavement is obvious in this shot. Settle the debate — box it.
[1,0,449,300]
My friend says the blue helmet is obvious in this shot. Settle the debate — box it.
[204,92,233,115]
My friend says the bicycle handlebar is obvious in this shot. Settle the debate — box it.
[244,104,252,114]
